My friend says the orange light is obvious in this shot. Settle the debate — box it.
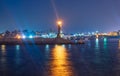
[57,20,62,26]
[96,34,99,38]
[18,36,21,39]
[16,35,21,39]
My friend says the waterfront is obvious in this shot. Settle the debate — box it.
[0,39,120,76]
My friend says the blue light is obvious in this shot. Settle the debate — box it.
[29,35,33,38]
[95,38,99,49]
[104,37,107,42]
[45,44,49,51]
[62,44,65,48]
[104,38,107,49]
[22,35,26,39]
[16,45,20,51]
[92,32,95,35]
[96,31,98,33]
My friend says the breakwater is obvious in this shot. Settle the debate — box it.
[0,38,84,45]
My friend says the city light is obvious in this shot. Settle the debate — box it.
[17,35,21,39]
[22,35,26,39]
[57,20,62,27]
[57,20,62,25]
[96,34,99,38]
[29,35,33,38]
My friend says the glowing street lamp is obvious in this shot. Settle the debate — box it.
[57,20,62,38]
[17,35,21,39]
[57,20,62,27]
[16,34,21,39]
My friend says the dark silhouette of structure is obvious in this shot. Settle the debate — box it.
[57,20,62,38]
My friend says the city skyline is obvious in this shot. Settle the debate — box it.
[0,0,120,33]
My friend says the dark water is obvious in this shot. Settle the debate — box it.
[0,38,120,76]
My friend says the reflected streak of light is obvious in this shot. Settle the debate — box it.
[104,38,107,49]
[45,44,49,51]
[1,45,7,70]
[118,40,120,50]
[50,45,73,76]
[88,40,91,48]
[16,45,20,51]
[62,44,65,48]
[104,38,107,42]
[15,45,20,64]
[45,44,50,58]
[95,38,99,49]
[1,45,6,55]
[116,39,120,76]
[95,38,100,63]
[68,44,71,50]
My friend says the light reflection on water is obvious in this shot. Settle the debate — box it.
[1,45,6,55]
[45,44,49,51]
[0,40,120,76]
[62,44,65,48]
[116,39,120,76]
[45,44,50,58]
[1,45,6,61]
[16,45,20,51]
[88,40,91,48]
[94,38,100,63]
[118,40,120,50]
[104,38,107,49]
[15,45,20,65]
[95,38,99,50]
[49,45,73,76]
[0,45,7,72]
[68,44,71,49]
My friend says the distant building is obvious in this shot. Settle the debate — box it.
[118,30,120,36]
[108,31,118,36]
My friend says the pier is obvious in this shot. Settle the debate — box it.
[0,38,84,45]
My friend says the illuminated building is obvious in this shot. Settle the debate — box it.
[108,31,118,36]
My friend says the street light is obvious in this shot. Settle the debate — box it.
[57,20,62,27]
[57,20,62,38]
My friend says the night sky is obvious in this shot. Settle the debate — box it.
[0,0,120,33]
